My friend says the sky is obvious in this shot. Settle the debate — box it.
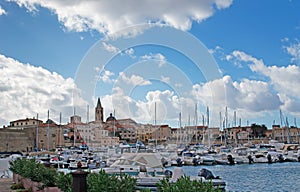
[1,0,300,129]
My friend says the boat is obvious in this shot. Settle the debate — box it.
[199,155,215,165]
[198,168,226,190]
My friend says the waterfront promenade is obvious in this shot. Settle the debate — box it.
[0,178,13,192]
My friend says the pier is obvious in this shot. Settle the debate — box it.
[0,178,13,192]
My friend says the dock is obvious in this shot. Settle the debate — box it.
[0,178,13,192]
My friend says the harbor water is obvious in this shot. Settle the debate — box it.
[168,162,300,192]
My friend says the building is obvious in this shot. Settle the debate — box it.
[73,98,119,148]
[95,98,104,122]
[0,118,65,152]
[8,118,43,129]
[272,125,300,143]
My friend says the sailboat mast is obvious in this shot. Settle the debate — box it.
[87,105,89,123]
[35,113,39,151]
[59,112,62,147]
[219,112,222,144]
[113,109,116,137]
[207,106,210,146]
[155,102,157,147]
[73,107,76,147]
[280,110,284,142]
[195,104,198,144]
[47,110,50,151]
[179,112,182,144]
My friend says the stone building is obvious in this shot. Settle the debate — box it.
[272,125,300,143]
[95,98,104,122]
[0,118,65,152]
[73,98,119,148]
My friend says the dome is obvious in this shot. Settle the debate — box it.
[106,113,116,122]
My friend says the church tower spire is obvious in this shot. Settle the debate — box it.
[95,97,104,122]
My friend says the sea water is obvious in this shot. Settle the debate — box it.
[168,162,300,192]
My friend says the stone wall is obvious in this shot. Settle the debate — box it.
[0,129,32,152]
[0,125,65,152]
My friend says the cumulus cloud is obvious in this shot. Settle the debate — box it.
[119,72,151,86]
[10,0,233,35]
[161,76,170,84]
[102,88,195,126]
[283,40,300,64]
[98,70,115,83]
[102,42,120,53]
[228,50,300,115]
[192,75,282,113]
[140,53,167,67]
[0,5,6,15]
[0,54,86,125]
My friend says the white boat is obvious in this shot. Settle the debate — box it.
[253,152,268,163]
[200,155,215,165]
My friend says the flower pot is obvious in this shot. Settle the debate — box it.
[31,180,43,192]
[21,177,32,189]
[13,173,21,183]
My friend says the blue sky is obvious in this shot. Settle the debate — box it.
[0,0,300,129]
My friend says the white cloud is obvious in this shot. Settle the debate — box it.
[119,72,151,86]
[0,54,86,125]
[102,42,120,53]
[192,75,282,112]
[0,6,6,15]
[124,48,134,56]
[228,50,300,116]
[284,40,300,64]
[225,50,252,68]
[98,70,115,83]
[10,0,233,35]
[161,76,170,84]
[140,53,167,67]
[102,88,195,126]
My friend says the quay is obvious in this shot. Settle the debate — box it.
[0,178,13,192]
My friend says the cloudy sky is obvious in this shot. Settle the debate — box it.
[1,0,300,128]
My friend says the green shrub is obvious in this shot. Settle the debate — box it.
[157,176,220,192]
[9,158,27,175]
[10,158,58,188]
[56,172,72,192]
[87,170,137,192]
[41,167,58,187]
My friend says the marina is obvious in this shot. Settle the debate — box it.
[2,140,300,191]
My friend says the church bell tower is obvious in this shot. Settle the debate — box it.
[95,98,104,122]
